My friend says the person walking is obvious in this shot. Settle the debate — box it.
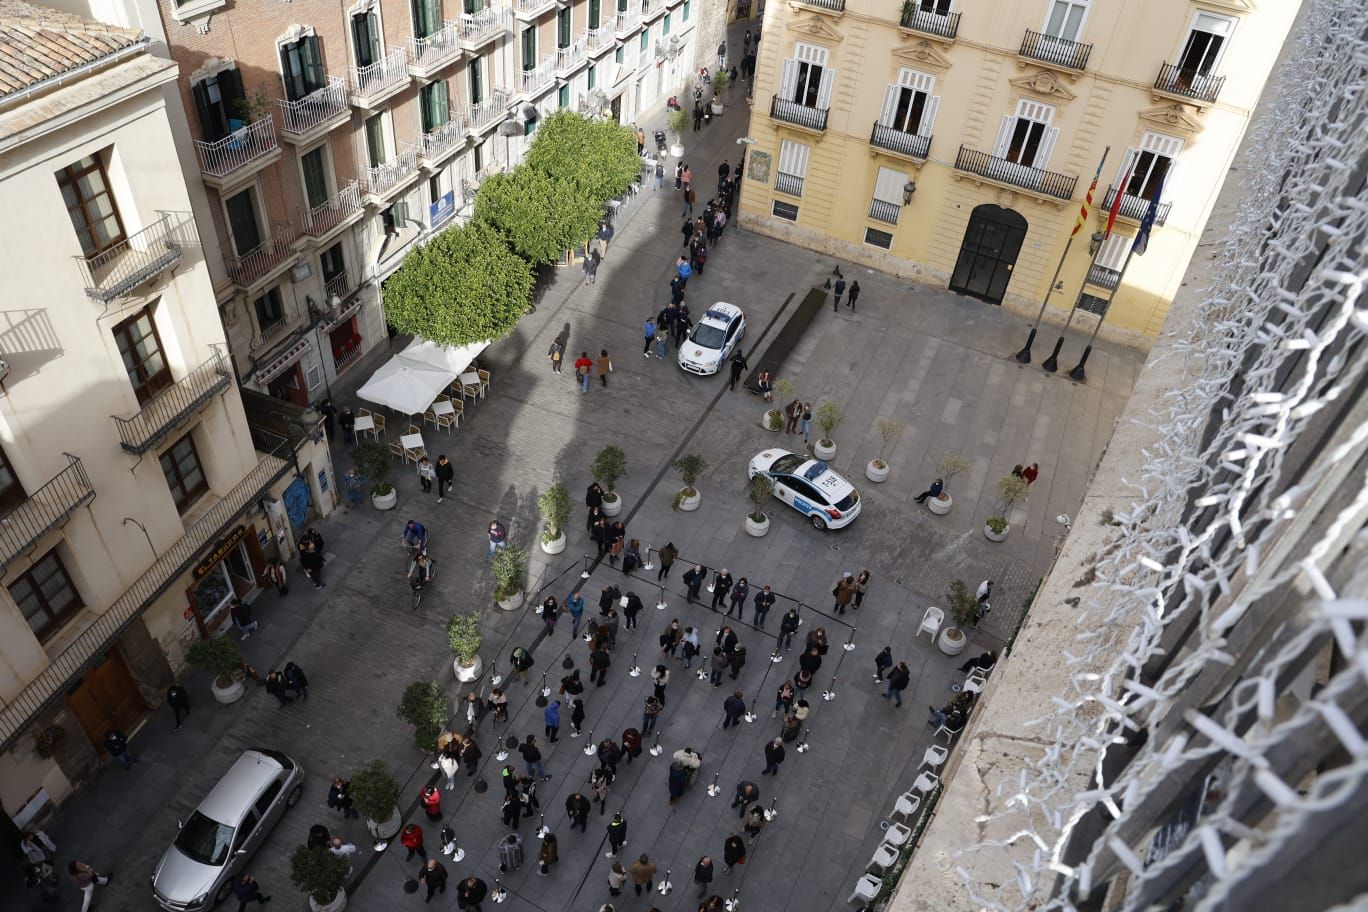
[590,646,611,687]
[456,875,488,912]
[682,185,696,219]
[801,403,813,444]
[728,643,747,680]
[681,217,695,247]
[752,585,775,627]
[105,728,136,769]
[541,596,560,637]
[743,805,767,844]
[762,737,786,776]
[597,349,612,387]
[421,784,442,821]
[657,541,678,579]
[682,626,701,668]
[773,680,795,718]
[583,250,600,285]
[511,646,534,686]
[566,792,591,833]
[417,456,435,494]
[914,477,944,504]
[874,646,893,682]
[854,569,871,608]
[784,399,802,434]
[709,647,729,687]
[728,349,748,391]
[630,853,657,895]
[166,683,190,731]
[883,661,911,707]
[460,737,482,776]
[231,598,259,639]
[283,662,309,700]
[606,812,628,857]
[328,777,359,819]
[435,455,454,502]
[544,700,561,743]
[848,281,861,311]
[623,591,643,629]
[642,694,663,734]
[1022,462,1039,484]
[21,830,56,868]
[520,735,549,781]
[232,873,271,910]
[537,832,559,875]
[976,579,993,617]
[608,860,627,896]
[418,859,448,903]
[566,590,586,637]
[710,568,734,611]
[68,859,112,910]
[722,691,746,728]
[548,339,565,373]
[264,559,288,596]
[832,573,855,615]
[621,726,643,764]
[717,159,731,191]
[642,316,656,358]
[693,856,715,897]
[575,351,594,393]
[300,540,326,589]
[659,619,683,658]
[653,159,664,190]
[439,747,460,791]
[832,277,846,312]
[339,406,356,447]
[651,664,671,705]
[401,823,427,861]
[683,564,706,603]
[723,835,747,873]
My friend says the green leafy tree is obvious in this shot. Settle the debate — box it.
[475,166,602,265]
[524,111,640,205]
[382,220,534,347]
[396,681,448,751]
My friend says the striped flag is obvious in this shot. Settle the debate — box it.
[1131,173,1165,256]
[1103,156,1134,242]
[1071,154,1105,237]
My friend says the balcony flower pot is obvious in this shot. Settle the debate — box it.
[453,653,484,682]
[865,459,889,483]
[745,475,773,537]
[812,403,843,461]
[928,492,953,515]
[866,418,901,485]
[710,99,724,116]
[813,438,837,461]
[745,511,770,537]
[365,806,402,845]
[937,626,967,656]
[291,845,350,912]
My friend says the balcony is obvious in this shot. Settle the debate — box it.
[585,27,614,56]
[76,214,185,303]
[869,198,900,225]
[408,21,463,78]
[639,0,664,22]
[1100,186,1171,227]
[302,180,364,241]
[775,172,804,196]
[795,0,844,11]
[614,7,640,36]
[1086,262,1121,290]
[362,143,421,204]
[513,0,555,20]
[348,48,411,109]
[334,343,365,375]
[195,117,280,189]
[899,5,960,41]
[519,55,557,96]
[1019,29,1091,71]
[0,441,293,752]
[1154,62,1224,105]
[278,77,350,145]
[226,226,298,290]
[112,348,232,455]
[770,95,828,132]
[459,4,510,50]
[0,457,95,575]
[555,40,587,76]
[468,89,514,134]
[420,117,469,168]
[870,121,931,161]
[324,270,352,303]
[953,145,1077,202]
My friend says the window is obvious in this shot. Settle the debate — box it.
[468,56,484,104]
[254,780,285,818]
[1123,133,1181,201]
[870,166,907,224]
[254,287,286,331]
[1042,0,1088,41]
[521,26,537,70]
[780,43,833,109]
[280,35,326,101]
[0,445,25,513]
[776,139,809,196]
[663,12,670,34]
[1177,12,1234,76]
[589,0,601,29]
[382,200,409,236]
[588,65,597,89]
[864,226,893,249]
[473,142,484,174]
[57,154,125,258]
[464,0,483,12]
[321,243,346,288]
[772,200,799,221]
[365,113,387,167]
[880,68,938,135]
[10,550,82,641]
[1095,233,1128,270]
[113,306,172,405]
[421,80,450,133]
[918,0,951,13]
[191,68,246,142]
[352,10,381,68]
[412,0,442,38]
[683,0,690,21]
[160,432,208,511]
[557,8,570,48]
[224,188,262,256]
[305,362,323,390]
[615,46,624,65]
[639,30,648,53]
[993,100,1058,169]
[559,84,570,109]
[301,147,329,209]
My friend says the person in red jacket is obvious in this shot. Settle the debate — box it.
[401,823,427,861]
[573,352,593,394]
[421,785,442,822]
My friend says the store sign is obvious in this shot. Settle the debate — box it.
[194,525,248,579]
[430,191,455,228]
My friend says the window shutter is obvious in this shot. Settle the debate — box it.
[898,67,933,93]
[920,95,940,135]
[192,81,220,140]
[779,59,798,100]
[816,68,835,109]
[1096,233,1128,269]
[992,114,1014,157]
[795,42,828,66]
[872,166,906,205]
[436,80,449,126]
[303,36,325,91]
[778,139,809,178]
[1035,126,1059,169]
[879,85,898,127]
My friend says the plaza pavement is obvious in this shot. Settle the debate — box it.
[5,23,1144,911]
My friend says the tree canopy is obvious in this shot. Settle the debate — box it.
[523,111,640,205]
[382,220,533,347]
[475,165,602,265]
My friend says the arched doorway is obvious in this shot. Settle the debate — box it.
[948,204,1028,305]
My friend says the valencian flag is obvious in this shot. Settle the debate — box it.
[1103,155,1134,242]
[1131,173,1165,256]
[1072,155,1105,237]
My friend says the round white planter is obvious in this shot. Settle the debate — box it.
[937,627,968,656]
[676,489,701,512]
[813,439,837,461]
[371,489,398,511]
[762,411,783,432]
[540,531,567,555]
[211,676,245,705]
[669,143,685,158]
[865,460,890,483]
[745,513,770,537]
[927,493,953,515]
[497,589,525,611]
[601,495,622,517]
[309,888,348,912]
[984,523,1009,542]
[453,654,483,683]
[367,807,402,842]
[711,101,724,115]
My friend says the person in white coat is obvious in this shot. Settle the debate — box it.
[439,749,460,791]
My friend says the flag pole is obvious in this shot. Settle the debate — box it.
[1067,243,1138,382]
[1016,146,1109,364]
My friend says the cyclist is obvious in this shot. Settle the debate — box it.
[402,520,428,555]
[410,553,435,591]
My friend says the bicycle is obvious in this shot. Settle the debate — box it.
[410,560,435,611]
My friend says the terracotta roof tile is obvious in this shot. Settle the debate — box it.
[0,0,144,100]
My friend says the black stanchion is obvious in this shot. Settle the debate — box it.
[628,652,642,677]
[796,728,811,754]
[763,796,778,821]
[583,730,597,756]
[706,772,720,797]
[843,627,856,652]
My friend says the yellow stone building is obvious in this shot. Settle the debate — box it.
[736,0,1300,347]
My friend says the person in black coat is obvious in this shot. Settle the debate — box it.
[456,875,487,911]
[728,350,748,392]
[799,647,823,678]
[752,586,776,627]
[731,780,759,815]
[723,835,746,873]
[778,608,801,651]
[418,859,447,903]
[875,646,894,682]
[590,648,611,686]
[283,662,309,700]
[728,644,747,680]
[762,738,785,776]
[682,564,706,603]
[668,762,688,805]
[300,541,325,589]
[693,856,714,897]
[716,626,739,656]
[233,874,271,908]
[264,672,292,708]
[623,592,643,629]
[565,792,591,833]
[710,569,733,610]
[585,482,604,513]
[166,684,190,731]
[592,518,611,557]
[722,691,746,729]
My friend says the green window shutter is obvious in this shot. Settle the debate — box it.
[589,0,601,29]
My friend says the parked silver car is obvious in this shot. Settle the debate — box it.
[151,748,303,910]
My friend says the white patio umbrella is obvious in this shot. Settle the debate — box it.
[355,355,456,415]
[400,338,491,374]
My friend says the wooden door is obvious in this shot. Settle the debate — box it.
[66,648,146,752]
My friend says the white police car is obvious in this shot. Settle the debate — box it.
[677,302,746,375]
[747,449,862,530]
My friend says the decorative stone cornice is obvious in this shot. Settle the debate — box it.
[1137,103,1207,137]
[784,13,843,43]
[1009,68,1076,103]
[892,38,950,72]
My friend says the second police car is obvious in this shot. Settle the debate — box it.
[677,302,746,375]
[747,449,862,530]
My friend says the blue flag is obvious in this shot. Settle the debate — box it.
[1131,174,1165,256]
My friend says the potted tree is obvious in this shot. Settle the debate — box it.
[591,446,627,516]
[813,402,844,461]
[290,845,349,912]
[185,634,245,705]
[711,71,731,114]
[938,579,976,656]
[866,417,903,483]
[986,473,1030,542]
[447,612,484,682]
[351,441,396,511]
[397,682,448,752]
[672,454,708,511]
[764,378,796,432]
[350,759,403,849]
[667,107,690,158]
[493,544,527,610]
[928,454,968,516]
[744,474,773,537]
[538,483,572,555]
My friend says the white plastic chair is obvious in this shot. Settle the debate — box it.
[917,606,944,641]
[963,666,989,695]
[934,721,963,743]
[922,744,948,771]
[892,791,920,823]
[847,873,881,905]
[882,821,912,848]
[912,770,939,796]
[868,842,898,875]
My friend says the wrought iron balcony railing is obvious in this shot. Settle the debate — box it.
[226,226,297,288]
[513,0,555,18]
[348,47,411,106]
[869,198,900,225]
[1019,29,1092,70]
[420,117,468,164]
[111,348,232,455]
[870,121,931,160]
[324,270,351,302]
[76,213,184,303]
[1086,262,1121,290]
[614,8,641,35]
[363,143,420,200]
[585,26,613,54]
[278,77,349,139]
[796,0,843,10]
[954,145,1077,201]
[899,5,960,40]
[195,117,279,182]
[459,5,511,48]
[520,55,557,95]
[302,180,363,238]
[775,172,804,197]
[0,456,95,574]
[555,40,587,74]
[408,21,462,76]
[468,89,514,132]
[1154,62,1225,104]
[770,95,828,131]
[1100,186,1171,226]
